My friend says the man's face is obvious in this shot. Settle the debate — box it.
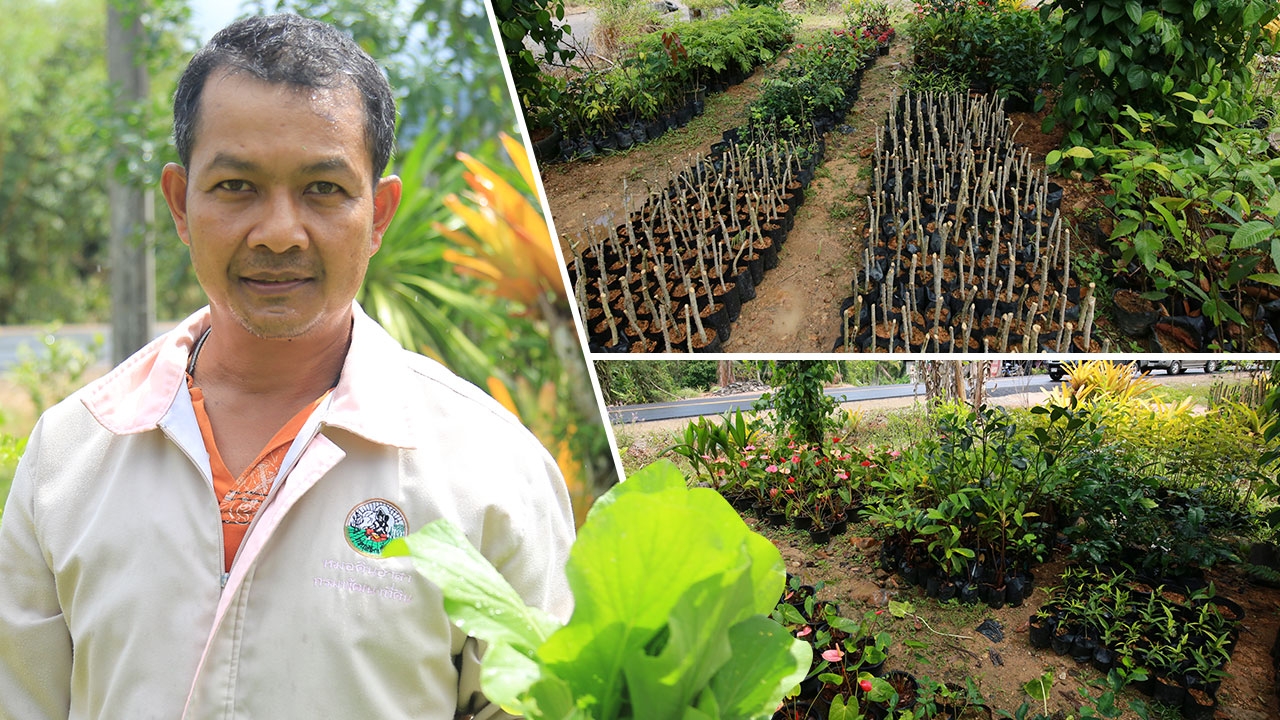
[161,70,401,341]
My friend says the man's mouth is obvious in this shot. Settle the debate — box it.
[241,275,312,293]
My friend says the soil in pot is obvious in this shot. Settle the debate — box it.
[1113,288,1159,336]
[1183,687,1216,720]
[884,670,918,711]
[1028,615,1053,649]
[1151,674,1187,708]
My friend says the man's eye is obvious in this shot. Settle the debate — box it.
[309,181,342,195]
[216,180,251,192]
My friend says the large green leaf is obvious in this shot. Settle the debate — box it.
[382,520,559,654]
[706,616,811,719]
[387,459,795,720]
[537,459,787,719]
[1229,220,1276,249]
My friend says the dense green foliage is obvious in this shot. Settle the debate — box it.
[1040,0,1278,148]
[595,361,724,405]
[0,0,198,324]
[747,25,876,132]
[763,361,837,445]
[674,364,1278,580]
[905,0,1054,106]
[1079,106,1280,333]
[545,6,796,135]
[492,0,576,117]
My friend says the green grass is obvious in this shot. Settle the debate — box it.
[1145,379,1219,407]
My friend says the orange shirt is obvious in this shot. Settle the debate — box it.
[188,379,329,572]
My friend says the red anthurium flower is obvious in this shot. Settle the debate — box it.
[769,487,779,498]
[739,460,748,468]
[861,460,873,467]
[860,679,874,693]
[785,487,795,495]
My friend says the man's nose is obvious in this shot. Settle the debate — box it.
[247,190,310,252]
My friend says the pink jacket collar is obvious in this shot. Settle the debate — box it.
[81,304,420,449]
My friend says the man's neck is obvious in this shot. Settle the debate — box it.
[193,311,351,401]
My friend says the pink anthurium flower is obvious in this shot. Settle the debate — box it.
[797,626,813,638]
[822,648,844,662]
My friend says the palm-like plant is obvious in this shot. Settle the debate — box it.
[362,125,614,525]
[359,118,508,384]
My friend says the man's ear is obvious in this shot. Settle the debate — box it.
[370,175,403,255]
[160,163,192,246]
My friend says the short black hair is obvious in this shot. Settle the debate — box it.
[172,14,396,181]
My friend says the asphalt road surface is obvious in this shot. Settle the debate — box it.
[607,375,1058,424]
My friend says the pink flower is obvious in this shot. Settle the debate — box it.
[797,626,813,637]
[890,450,901,458]
[785,487,795,495]
[836,472,849,480]
[767,464,779,473]
[745,445,756,451]
[822,648,844,662]
[791,455,800,464]
[769,487,779,498]
[716,468,726,477]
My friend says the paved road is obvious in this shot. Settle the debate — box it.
[606,375,1056,424]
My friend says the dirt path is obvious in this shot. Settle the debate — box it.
[722,41,908,352]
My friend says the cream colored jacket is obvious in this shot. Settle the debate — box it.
[0,305,575,719]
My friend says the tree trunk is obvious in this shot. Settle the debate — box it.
[107,1,155,364]
[717,360,735,388]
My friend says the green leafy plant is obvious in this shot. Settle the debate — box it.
[384,459,809,719]
[907,0,1053,106]
[764,361,838,445]
[1039,0,1279,149]
[1058,102,1280,340]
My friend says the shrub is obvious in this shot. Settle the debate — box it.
[1039,0,1280,149]
[906,0,1053,106]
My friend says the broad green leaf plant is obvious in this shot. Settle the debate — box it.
[384,459,810,719]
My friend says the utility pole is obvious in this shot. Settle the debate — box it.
[107,0,155,364]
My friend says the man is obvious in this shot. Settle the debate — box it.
[0,14,575,719]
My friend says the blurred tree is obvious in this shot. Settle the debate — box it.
[248,0,515,151]
[0,0,199,327]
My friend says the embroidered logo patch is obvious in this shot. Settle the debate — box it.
[344,498,408,557]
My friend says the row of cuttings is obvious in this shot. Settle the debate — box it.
[835,91,1092,353]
